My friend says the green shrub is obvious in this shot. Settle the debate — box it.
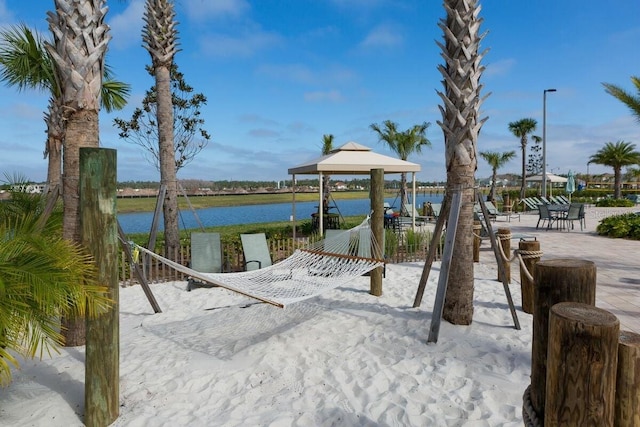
[596,213,640,239]
[595,198,634,208]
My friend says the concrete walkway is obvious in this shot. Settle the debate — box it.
[480,205,640,334]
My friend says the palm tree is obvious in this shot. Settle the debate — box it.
[589,141,640,199]
[321,134,334,213]
[435,0,488,325]
[0,24,130,193]
[45,0,111,346]
[370,120,431,207]
[142,0,181,260]
[0,184,111,385]
[603,76,640,121]
[508,118,537,199]
[480,150,516,203]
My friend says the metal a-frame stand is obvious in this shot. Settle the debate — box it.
[39,184,162,313]
[412,188,520,343]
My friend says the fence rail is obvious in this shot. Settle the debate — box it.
[120,231,442,285]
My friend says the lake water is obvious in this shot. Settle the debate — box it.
[117,193,444,234]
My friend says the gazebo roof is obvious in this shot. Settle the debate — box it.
[288,142,421,175]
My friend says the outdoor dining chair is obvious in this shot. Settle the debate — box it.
[536,203,559,230]
[564,203,584,231]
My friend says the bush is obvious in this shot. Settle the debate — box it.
[595,198,634,208]
[596,213,640,239]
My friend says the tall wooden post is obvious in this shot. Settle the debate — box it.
[615,330,640,427]
[80,148,119,426]
[518,240,540,314]
[530,259,596,419]
[496,228,511,283]
[370,168,384,296]
[545,302,619,427]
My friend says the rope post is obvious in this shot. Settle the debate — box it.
[472,221,481,262]
[518,240,541,314]
[615,330,640,427]
[497,228,511,283]
[545,302,619,427]
[529,259,597,421]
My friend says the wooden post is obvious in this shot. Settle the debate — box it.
[472,221,481,262]
[80,148,119,426]
[518,240,540,314]
[530,259,597,419]
[545,302,619,427]
[496,228,511,283]
[370,168,384,296]
[615,330,640,427]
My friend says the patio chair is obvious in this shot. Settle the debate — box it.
[536,203,559,230]
[564,203,584,231]
[240,233,272,271]
[187,232,223,291]
[521,197,539,211]
[401,203,429,224]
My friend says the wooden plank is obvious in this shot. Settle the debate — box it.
[427,191,461,343]
[476,193,520,330]
[413,198,448,308]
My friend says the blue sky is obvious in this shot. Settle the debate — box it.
[1,0,639,184]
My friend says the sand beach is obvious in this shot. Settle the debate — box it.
[1,206,638,426]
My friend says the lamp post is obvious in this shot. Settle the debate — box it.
[542,88,556,198]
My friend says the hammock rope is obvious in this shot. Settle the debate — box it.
[133,218,385,308]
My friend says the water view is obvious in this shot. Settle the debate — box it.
[118,194,444,234]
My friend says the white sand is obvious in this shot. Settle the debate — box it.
[1,260,533,426]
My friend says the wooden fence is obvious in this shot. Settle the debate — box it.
[119,230,443,285]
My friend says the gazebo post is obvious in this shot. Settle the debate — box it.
[291,174,297,240]
[318,171,324,236]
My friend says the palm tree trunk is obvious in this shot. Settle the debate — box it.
[520,145,527,199]
[614,167,622,199]
[156,64,180,258]
[62,108,99,346]
[438,0,487,325]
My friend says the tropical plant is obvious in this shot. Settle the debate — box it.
[320,134,334,213]
[436,0,488,325]
[142,0,181,260]
[0,184,111,385]
[0,24,130,193]
[508,118,537,199]
[603,76,640,122]
[479,150,516,202]
[589,140,640,199]
[370,120,431,207]
[45,0,111,346]
[113,63,210,172]
[596,212,640,239]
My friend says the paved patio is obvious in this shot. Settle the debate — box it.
[479,205,640,334]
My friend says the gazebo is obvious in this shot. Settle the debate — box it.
[287,142,421,236]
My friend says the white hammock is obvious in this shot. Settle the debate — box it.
[133,218,384,307]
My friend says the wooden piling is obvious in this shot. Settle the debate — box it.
[518,240,540,314]
[530,258,597,419]
[369,168,384,296]
[615,330,640,427]
[496,228,511,283]
[80,148,119,426]
[472,221,481,262]
[545,302,619,427]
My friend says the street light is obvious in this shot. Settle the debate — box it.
[542,88,556,199]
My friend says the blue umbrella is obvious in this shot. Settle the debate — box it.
[566,170,576,202]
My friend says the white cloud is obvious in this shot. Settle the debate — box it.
[304,89,344,103]
[199,30,282,58]
[181,0,250,21]
[484,58,516,78]
[0,0,13,27]
[359,23,403,49]
[108,0,145,50]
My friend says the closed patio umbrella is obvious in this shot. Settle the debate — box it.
[566,170,576,202]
